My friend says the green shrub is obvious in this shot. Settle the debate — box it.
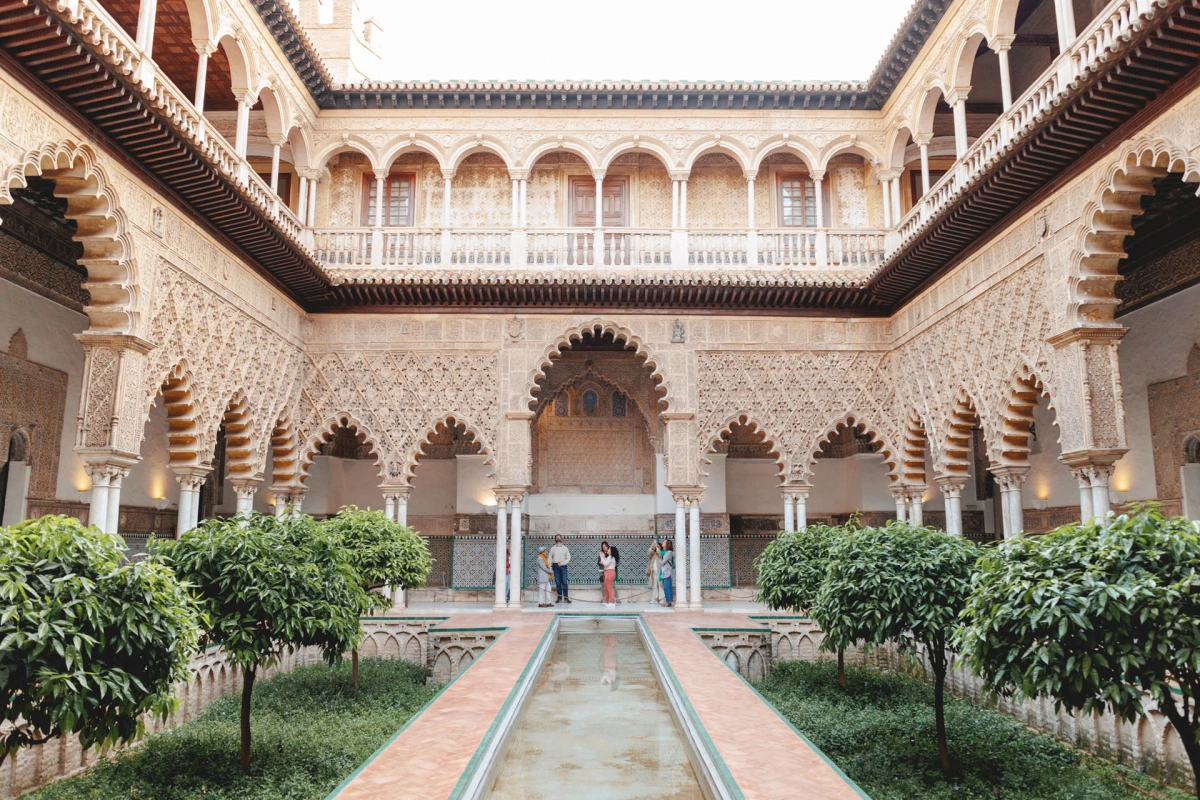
[756,660,1189,800]
[33,658,439,800]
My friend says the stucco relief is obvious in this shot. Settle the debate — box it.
[294,349,501,485]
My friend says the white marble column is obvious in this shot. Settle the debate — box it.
[950,92,970,159]
[1070,468,1093,522]
[1054,0,1077,51]
[510,178,520,228]
[746,172,757,265]
[916,136,932,196]
[994,36,1015,110]
[232,479,259,516]
[995,470,1027,538]
[86,468,110,533]
[673,494,688,608]
[306,177,318,227]
[794,488,808,531]
[689,497,702,608]
[881,176,893,227]
[1089,465,1114,519]
[783,493,795,533]
[297,175,309,223]
[519,179,527,227]
[234,93,252,158]
[680,179,688,228]
[891,178,902,220]
[892,487,908,522]
[396,491,409,526]
[175,471,206,537]
[270,143,282,194]
[383,493,396,521]
[440,172,453,264]
[593,172,605,266]
[193,41,213,114]
[908,486,925,526]
[494,497,510,610]
[289,490,306,517]
[508,493,525,609]
[937,477,964,536]
[105,468,128,535]
[671,179,680,228]
[135,0,158,55]
[271,489,289,517]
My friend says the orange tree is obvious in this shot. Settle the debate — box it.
[958,506,1200,797]
[1,516,199,765]
[154,512,373,773]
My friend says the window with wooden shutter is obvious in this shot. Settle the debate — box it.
[778,173,817,227]
[361,173,415,226]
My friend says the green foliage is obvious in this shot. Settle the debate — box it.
[756,660,1189,800]
[754,524,843,613]
[32,658,440,800]
[319,506,433,594]
[153,513,372,672]
[958,506,1200,789]
[0,516,200,763]
[814,522,978,657]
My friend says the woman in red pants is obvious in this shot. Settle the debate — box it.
[599,541,617,608]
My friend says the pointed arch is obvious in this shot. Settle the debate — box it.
[536,370,659,452]
[522,319,673,413]
[800,414,901,486]
[1069,137,1200,325]
[298,412,386,485]
[403,414,496,485]
[1,141,140,335]
[699,412,786,481]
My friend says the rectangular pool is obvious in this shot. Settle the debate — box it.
[461,616,731,800]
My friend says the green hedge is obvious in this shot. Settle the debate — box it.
[756,660,1189,800]
[34,658,439,800]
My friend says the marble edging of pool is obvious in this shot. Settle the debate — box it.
[689,626,872,800]
[323,617,509,800]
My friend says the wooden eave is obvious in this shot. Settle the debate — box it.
[0,0,333,307]
[864,0,1200,309]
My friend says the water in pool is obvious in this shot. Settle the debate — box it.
[487,627,706,800]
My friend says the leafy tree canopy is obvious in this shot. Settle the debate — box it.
[319,506,432,595]
[153,513,370,672]
[755,524,843,613]
[1,516,200,763]
[958,506,1200,725]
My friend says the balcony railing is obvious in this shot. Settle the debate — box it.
[313,227,887,271]
[893,0,1156,251]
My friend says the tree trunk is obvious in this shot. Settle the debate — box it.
[352,647,359,695]
[837,648,846,688]
[1158,694,1200,799]
[932,642,950,772]
[240,667,256,774]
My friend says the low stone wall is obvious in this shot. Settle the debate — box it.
[750,616,1195,792]
[1,616,492,799]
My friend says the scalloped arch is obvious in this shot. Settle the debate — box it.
[995,365,1061,468]
[401,414,497,484]
[1069,137,1200,325]
[522,319,673,413]
[1,141,140,336]
[298,412,386,485]
[798,414,901,486]
[699,412,786,482]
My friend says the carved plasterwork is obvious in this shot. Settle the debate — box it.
[0,335,67,499]
[295,350,500,484]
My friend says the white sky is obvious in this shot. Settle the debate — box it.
[362,0,915,83]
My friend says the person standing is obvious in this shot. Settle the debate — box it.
[599,541,617,608]
[660,540,675,608]
[548,534,571,604]
[536,546,554,607]
[610,543,622,604]
[646,539,662,604]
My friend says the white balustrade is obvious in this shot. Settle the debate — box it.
[381,230,440,266]
[313,229,371,267]
[827,231,887,268]
[526,229,596,266]
[758,230,819,267]
[891,0,1156,252]
[687,231,749,266]
[605,230,673,266]
[448,229,511,266]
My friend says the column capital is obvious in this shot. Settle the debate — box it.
[77,448,140,472]
[912,133,934,147]
[192,38,217,57]
[1059,448,1126,470]
[990,33,1015,51]
[373,167,391,180]
[441,169,456,182]
[381,485,412,501]
[173,466,209,492]
[494,487,528,505]
[743,170,759,181]
[295,167,322,181]
[591,170,606,181]
[809,169,826,182]
[234,90,257,106]
[991,465,1029,490]
[945,86,972,105]
[934,474,967,494]
[877,168,903,181]
[668,170,691,182]
[669,486,704,505]
[230,477,261,499]
[507,169,529,181]
[269,488,292,506]
[781,484,812,500]
[889,486,909,501]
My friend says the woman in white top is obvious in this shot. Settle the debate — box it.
[599,541,617,608]
[646,540,662,603]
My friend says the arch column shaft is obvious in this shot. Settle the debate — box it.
[919,144,931,196]
[893,490,908,522]
[783,495,795,533]
[689,500,702,608]
[194,51,209,114]
[494,498,509,610]
[508,496,524,608]
[270,144,281,194]
[297,176,309,222]
[1074,470,1095,522]
[673,498,688,608]
[997,48,1014,110]
[306,178,318,227]
[882,178,893,227]
[952,99,969,158]
[1090,466,1114,518]
[891,178,902,220]
[87,470,110,533]
[135,0,158,55]
[234,96,250,158]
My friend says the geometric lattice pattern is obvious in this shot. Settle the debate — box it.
[451,535,500,590]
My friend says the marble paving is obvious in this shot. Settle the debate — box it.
[330,606,861,800]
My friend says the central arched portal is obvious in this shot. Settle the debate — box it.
[523,328,672,603]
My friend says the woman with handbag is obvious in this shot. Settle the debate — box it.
[660,540,675,608]
[599,541,617,608]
